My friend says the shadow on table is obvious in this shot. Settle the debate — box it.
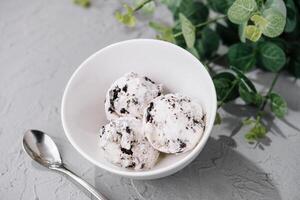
[214,71,300,149]
[94,137,282,200]
[218,90,300,149]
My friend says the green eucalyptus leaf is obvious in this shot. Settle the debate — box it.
[195,27,220,59]
[264,0,286,17]
[245,25,262,42]
[207,0,235,14]
[172,23,187,48]
[232,66,262,106]
[74,0,90,7]
[115,4,136,27]
[228,0,257,24]
[238,80,263,105]
[251,14,268,28]
[267,38,287,52]
[245,121,267,141]
[258,42,286,72]
[160,0,182,14]
[270,92,287,118]
[176,1,209,24]
[285,0,297,32]
[179,13,196,48]
[149,22,175,43]
[187,47,200,59]
[261,8,286,37]
[213,72,239,102]
[228,43,256,72]
[133,0,155,14]
[231,66,256,92]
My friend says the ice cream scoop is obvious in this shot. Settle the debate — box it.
[99,117,160,170]
[143,94,205,154]
[105,72,162,120]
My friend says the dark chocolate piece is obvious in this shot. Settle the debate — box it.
[144,76,155,84]
[120,108,129,114]
[122,85,128,92]
[145,102,154,123]
[120,147,133,155]
[125,126,131,133]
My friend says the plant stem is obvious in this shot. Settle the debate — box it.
[173,15,226,37]
[133,0,153,11]
[195,16,226,28]
[258,72,280,113]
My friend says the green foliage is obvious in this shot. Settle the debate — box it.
[149,22,175,43]
[245,25,262,42]
[231,67,263,106]
[238,22,247,42]
[264,0,286,17]
[251,15,268,28]
[228,43,256,72]
[231,66,256,92]
[207,0,235,14]
[261,9,286,37]
[115,4,136,27]
[195,27,220,59]
[239,81,263,105]
[213,72,239,103]
[244,119,267,141]
[269,93,287,118]
[227,0,287,41]
[74,0,90,7]
[133,0,155,14]
[258,42,286,72]
[176,1,209,24]
[112,0,298,141]
[160,0,182,14]
[216,22,239,45]
[285,0,298,32]
[187,47,200,59]
[179,13,196,48]
[228,0,257,24]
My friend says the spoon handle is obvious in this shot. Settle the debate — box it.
[53,166,108,200]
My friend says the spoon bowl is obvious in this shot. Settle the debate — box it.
[23,130,62,168]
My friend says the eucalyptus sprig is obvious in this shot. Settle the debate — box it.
[110,0,299,142]
[115,0,155,27]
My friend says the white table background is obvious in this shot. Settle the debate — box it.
[0,0,300,199]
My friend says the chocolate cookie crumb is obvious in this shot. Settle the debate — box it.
[122,85,128,92]
[120,147,133,155]
[120,108,129,114]
[144,76,155,84]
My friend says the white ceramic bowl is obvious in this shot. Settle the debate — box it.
[61,39,217,179]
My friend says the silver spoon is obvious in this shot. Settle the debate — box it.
[22,129,108,200]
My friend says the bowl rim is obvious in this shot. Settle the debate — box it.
[61,39,217,178]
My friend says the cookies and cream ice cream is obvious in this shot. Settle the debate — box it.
[99,117,160,170]
[142,94,205,154]
[105,72,162,120]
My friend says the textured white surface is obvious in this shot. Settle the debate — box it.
[0,0,300,199]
